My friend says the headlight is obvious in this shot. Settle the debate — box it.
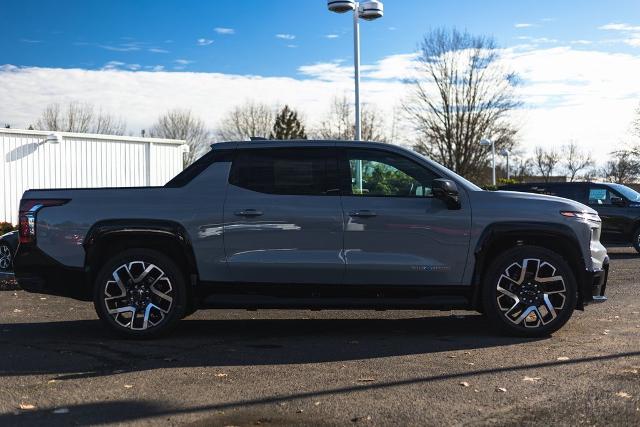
[560,210,601,223]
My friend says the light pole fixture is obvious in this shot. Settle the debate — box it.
[480,138,496,186]
[499,148,510,180]
[327,0,384,141]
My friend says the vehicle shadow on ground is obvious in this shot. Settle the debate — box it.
[1,314,538,379]
[3,349,640,426]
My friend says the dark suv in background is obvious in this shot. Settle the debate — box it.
[501,182,640,252]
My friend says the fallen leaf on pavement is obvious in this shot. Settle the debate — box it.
[19,403,35,410]
[557,356,570,361]
[523,377,542,382]
[124,384,133,389]
[47,379,57,384]
[616,391,632,399]
[215,373,228,378]
[460,382,470,387]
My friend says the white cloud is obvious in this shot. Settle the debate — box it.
[174,59,193,65]
[286,44,298,49]
[517,36,558,44]
[514,23,534,28]
[20,38,42,43]
[599,23,640,32]
[598,22,640,48]
[325,34,339,39]
[196,38,214,46]
[276,34,296,40]
[148,48,169,53]
[1,46,639,162]
[570,40,593,45]
[99,44,141,52]
[214,27,235,35]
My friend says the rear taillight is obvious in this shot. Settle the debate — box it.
[18,199,69,244]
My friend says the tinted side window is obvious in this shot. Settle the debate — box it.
[229,148,337,196]
[548,185,585,202]
[343,149,439,197]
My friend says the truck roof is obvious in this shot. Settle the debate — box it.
[210,139,395,151]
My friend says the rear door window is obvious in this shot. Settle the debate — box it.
[229,148,338,196]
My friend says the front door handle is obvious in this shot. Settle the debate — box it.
[349,210,377,218]
[234,209,264,217]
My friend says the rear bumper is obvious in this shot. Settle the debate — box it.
[13,245,90,301]
[582,256,608,305]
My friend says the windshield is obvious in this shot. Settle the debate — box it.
[610,183,640,202]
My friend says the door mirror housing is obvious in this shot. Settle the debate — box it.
[432,179,461,210]
[611,196,626,207]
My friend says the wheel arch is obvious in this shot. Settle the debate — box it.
[471,222,587,311]
[84,219,199,298]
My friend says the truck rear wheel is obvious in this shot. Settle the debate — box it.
[93,249,187,338]
[482,245,577,337]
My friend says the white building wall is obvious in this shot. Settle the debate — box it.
[1,129,186,225]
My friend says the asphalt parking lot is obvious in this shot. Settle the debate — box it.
[1,248,639,426]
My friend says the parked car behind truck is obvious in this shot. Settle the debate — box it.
[14,140,609,338]
[500,182,640,252]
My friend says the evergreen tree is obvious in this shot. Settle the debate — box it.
[270,105,307,140]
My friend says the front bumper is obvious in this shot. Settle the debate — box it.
[581,256,608,305]
[13,244,90,301]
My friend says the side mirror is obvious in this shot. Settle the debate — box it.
[432,178,461,210]
[611,196,626,207]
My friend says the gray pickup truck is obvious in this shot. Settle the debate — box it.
[14,140,609,338]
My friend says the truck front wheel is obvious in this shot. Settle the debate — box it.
[93,249,187,338]
[482,245,577,337]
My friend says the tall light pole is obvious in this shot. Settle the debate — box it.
[327,1,384,141]
[500,148,510,180]
[480,138,496,186]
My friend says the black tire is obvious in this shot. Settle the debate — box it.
[0,241,13,272]
[482,245,577,337]
[93,249,187,338]
[632,227,640,253]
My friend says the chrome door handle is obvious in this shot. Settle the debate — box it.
[349,210,377,218]
[234,209,263,217]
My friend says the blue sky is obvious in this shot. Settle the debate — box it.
[1,1,640,161]
[2,0,639,76]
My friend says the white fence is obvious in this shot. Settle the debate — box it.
[1,128,186,225]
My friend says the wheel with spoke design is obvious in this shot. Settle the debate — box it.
[632,227,640,254]
[0,243,12,271]
[94,249,187,338]
[483,245,577,337]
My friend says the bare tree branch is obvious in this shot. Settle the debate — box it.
[404,28,521,182]
[312,95,388,141]
[34,102,126,135]
[216,101,275,141]
[562,140,594,182]
[149,109,209,165]
[534,146,561,182]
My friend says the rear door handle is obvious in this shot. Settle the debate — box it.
[234,209,263,217]
[349,210,377,218]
